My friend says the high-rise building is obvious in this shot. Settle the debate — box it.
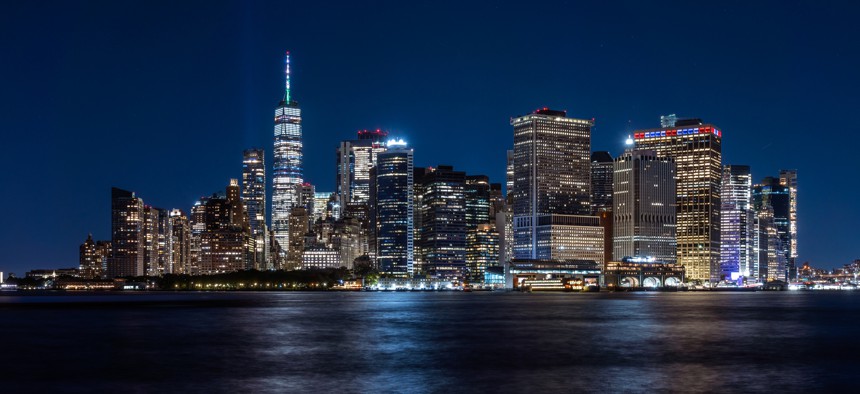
[612,149,677,263]
[590,151,614,214]
[521,214,605,262]
[420,165,467,281]
[512,108,594,259]
[370,140,414,276]
[79,234,110,279]
[168,209,191,274]
[242,148,268,269]
[143,206,169,276]
[313,192,333,223]
[721,165,754,281]
[336,130,389,206]
[197,180,254,274]
[505,149,514,199]
[297,183,316,229]
[287,207,309,270]
[633,118,722,281]
[779,169,798,280]
[466,223,499,283]
[107,187,145,278]
[272,52,303,254]
[753,177,791,281]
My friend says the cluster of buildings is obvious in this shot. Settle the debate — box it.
[65,54,802,289]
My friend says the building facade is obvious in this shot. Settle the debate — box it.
[590,151,614,214]
[107,187,145,278]
[242,148,268,269]
[370,141,414,276]
[272,52,303,255]
[512,108,594,259]
[720,165,754,281]
[419,165,467,281]
[633,118,722,281]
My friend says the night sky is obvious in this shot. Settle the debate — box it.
[2,1,858,275]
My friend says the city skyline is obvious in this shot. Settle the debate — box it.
[2,2,859,275]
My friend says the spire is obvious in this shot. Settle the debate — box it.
[283,51,291,104]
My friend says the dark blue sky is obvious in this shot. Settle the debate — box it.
[1,1,858,275]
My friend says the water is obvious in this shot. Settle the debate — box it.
[2,291,858,393]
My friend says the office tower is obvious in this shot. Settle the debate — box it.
[506,149,514,199]
[496,208,513,266]
[272,52,303,253]
[313,192,332,223]
[411,167,429,275]
[107,187,145,278]
[721,165,754,281]
[370,140,414,276]
[296,183,316,229]
[511,108,594,259]
[590,151,614,214]
[420,165,467,281]
[633,118,722,281]
[779,169,798,280]
[527,215,605,262]
[79,234,110,279]
[197,180,254,274]
[612,149,677,263]
[753,177,791,281]
[466,223,499,282]
[189,198,208,275]
[287,207,309,270]
[143,206,169,276]
[465,175,491,230]
[336,130,389,205]
[168,209,191,274]
[753,204,785,281]
[489,183,505,218]
[330,217,366,269]
[242,148,268,269]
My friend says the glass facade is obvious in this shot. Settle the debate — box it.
[272,53,303,254]
[371,144,414,276]
[720,165,753,281]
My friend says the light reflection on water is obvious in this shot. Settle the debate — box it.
[1,291,856,392]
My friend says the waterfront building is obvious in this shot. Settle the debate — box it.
[242,148,268,269]
[370,140,414,276]
[590,151,614,214]
[779,169,798,280]
[79,234,110,279]
[189,198,208,274]
[336,129,388,207]
[301,247,341,270]
[633,117,722,281]
[197,180,254,274]
[603,258,686,288]
[420,165,467,281]
[168,209,191,274]
[512,108,594,259]
[612,149,677,264]
[107,187,145,278]
[753,177,791,281]
[720,165,754,281]
[272,52,303,253]
[466,223,499,283]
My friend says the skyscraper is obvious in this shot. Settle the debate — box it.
[79,234,110,279]
[753,177,791,281]
[242,148,268,269]
[590,151,614,214]
[420,165,467,281]
[197,180,254,274]
[612,149,676,263]
[466,223,499,283]
[633,118,722,281]
[272,52,303,255]
[336,130,389,205]
[511,108,593,259]
[779,169,798,280]
[168,209,191,274]
[721,165,754,281]
[370,140,414,276]
[107,187,145,278]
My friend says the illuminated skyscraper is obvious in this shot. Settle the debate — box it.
[107,187,145,277]
[168,209,191,274]
[336,130,388,219]
[590,151,614,214]
[511,108,594,259]
[633,118,722,281]
[466,223,499,283]
[242,148,268,269]
[370,140,414,276]
[753,177,791,281]
[612,149,676,263]
[197,180,253,274]
[505,149,514,199]
[420,165,466,281]
[272,52,303,254]
[721,165,754,281]
[779,169,797,280]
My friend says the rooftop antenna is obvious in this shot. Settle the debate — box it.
[283,51,291,104]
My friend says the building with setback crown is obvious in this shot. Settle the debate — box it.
[779,169,798,280]
[633,117,722,282]
[612,149,677,264]
[370,140,414,276]
[272,52,303,256]
[511,108,594,259]
[336,130,388,213]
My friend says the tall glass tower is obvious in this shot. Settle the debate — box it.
[370,140,414,276]
[243,148,267,269]
[272,52,303,254]
[720,165,754,281]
